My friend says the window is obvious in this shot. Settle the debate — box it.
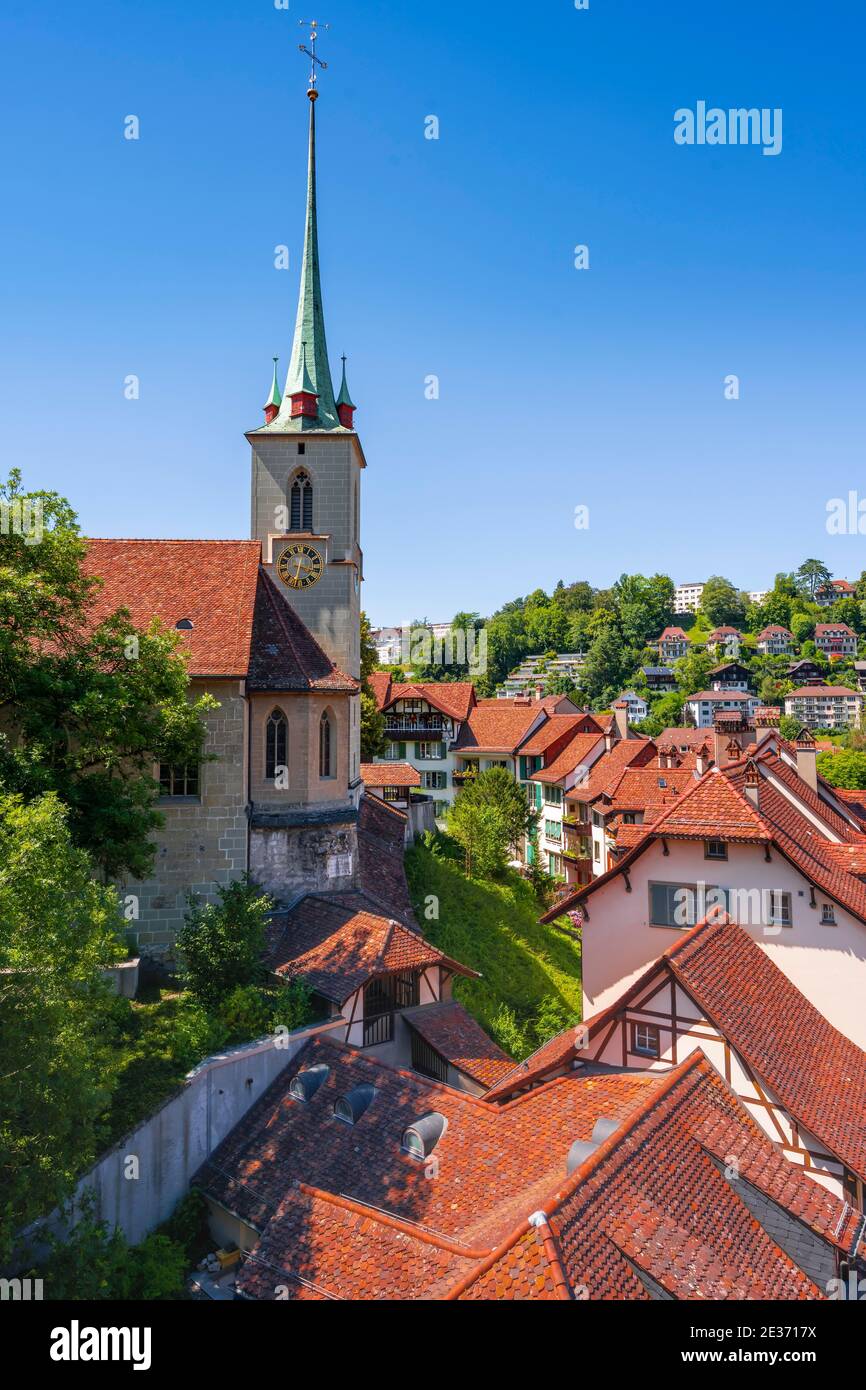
[319,711,333,778]
[649,883,732,929]
[421,770,446,790]
[175,618,194,630]
[544,785,563,806]
[265,709,288,781]
[416,741,446,760]
[544,819,562,841]
[593,839,601,862]
[705,839,727,860]
[383,786,404,802]
[289,470,313,531]
[767,890,792,927]
[631,1022,660,1058]
[821,902,836,925]
[548,852,561,874]
[385,741,406,760]
[159,763,199,798]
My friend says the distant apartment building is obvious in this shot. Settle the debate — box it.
[815,579,856,607]
[683,690,760,729]
[784,685,862,730]
[673,582,704,614]
[747,589,770,606]
[756,624,795,655]
[499,651,586,698]
[372,626,405,665]
[815,622,858,658]
[658,626,689,661]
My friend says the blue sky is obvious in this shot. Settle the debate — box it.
[1,1,864,625]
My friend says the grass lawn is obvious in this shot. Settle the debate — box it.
[405,837,582,1059]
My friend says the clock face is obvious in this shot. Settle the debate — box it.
[278,543,324,591]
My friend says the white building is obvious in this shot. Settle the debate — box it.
[617,690,648,723]
[683,690,759,728]
[673,583,704,614]
[784,685,862,730]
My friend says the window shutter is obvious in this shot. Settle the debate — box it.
[399,742,406,759]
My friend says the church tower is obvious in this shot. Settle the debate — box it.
[248,59,363,792]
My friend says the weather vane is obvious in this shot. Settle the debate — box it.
[299,19,329,91]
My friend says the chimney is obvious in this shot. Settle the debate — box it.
[743,758,761,810]
[604,726,614,752]
[695,742,710,775]
[755,705,781,745]
[795,728,818,792]
[535,682,544,702]
[613,700,630,742]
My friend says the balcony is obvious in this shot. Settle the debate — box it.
[453,769,478,786]
[384,721,448,738]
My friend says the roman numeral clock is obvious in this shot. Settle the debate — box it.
[278,541,325,591]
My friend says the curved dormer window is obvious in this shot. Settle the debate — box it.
[175,618,194,630]
[266,708,288,782]
[289,1064,329,1103]
[333,1084,377,1126]
[402,1112,448,1161]
[290,470,313,532]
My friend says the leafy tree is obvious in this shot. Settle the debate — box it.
[816,750,866,790]
[796,559,833,600]
[673,648,716,697]
[447,767,538,876]
[639,691,688,738]
[0,470,214,880]
[177,877,271,1011]
[580,626,632,703]
[790,612,815,644]
[700,576,747,628]
[32,1192,187,1301]
[0,793,126,1260]
[359,611,386,760]
[611,573,675,649]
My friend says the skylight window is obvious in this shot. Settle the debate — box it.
[333,1084,377,1125]
[175,618,194,630]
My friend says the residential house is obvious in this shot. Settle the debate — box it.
[682,689,759,728]
[617,690,648,723]
[708,660,751,691]
[786,658,824,685]
[658,626,688,661]
[641,665,676,691]
[525,723,610,875]
[854,662,866,693]
[784,685,862,730]
[360,761,420,812]
[559,728,659,885]
[815,622,858,658]
[541,732,866,1050]
[705,626,743,657]
[450,696,579,797]
[756,624,795,656]
[488,913,866,1211]
[815,579,856,607]
[369,674,476,821]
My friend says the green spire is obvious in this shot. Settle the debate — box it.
[284,92,339,428]
[336,354,356,409]
[264,356,282,409]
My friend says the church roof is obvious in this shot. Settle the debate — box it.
[85,539,356,691]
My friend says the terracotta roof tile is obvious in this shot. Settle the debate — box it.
[360,762,420,788]
[402,1001,514,1088]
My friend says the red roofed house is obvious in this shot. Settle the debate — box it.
[784,685,863,730]
[541,730,866,1051]
[705,625,743,656]
[756,624,795,655]
[491,913,866,1212]
[367,673,477,822]
[359,760,421,816]
[815,622,858,658]
[658,626,688,661]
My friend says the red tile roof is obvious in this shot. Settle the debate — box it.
[530,731,605,786]
[788,685,859,697]
[756,625,794,640]
[516,714,584,756]
[385,681,476,722]
[266,894,476,1004]
[402,1001,514,1088]
[86,538,262,677]
[602,764,694,814]
[452,703,542,755]
[565,738,656,803]
[659,627,687,641]
[247,567,357,691]
[357,792,418,923]
[360,762,420,788]
[816,623,857,637]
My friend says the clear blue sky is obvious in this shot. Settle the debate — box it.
[1,1,864,626]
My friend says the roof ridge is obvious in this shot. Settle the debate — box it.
[293,1182,489,1259]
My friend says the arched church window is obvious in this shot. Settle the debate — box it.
[266,708,288,781]
[319,710,333,779]
[290,471,313,532]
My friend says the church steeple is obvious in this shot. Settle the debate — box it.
[283,87,340,430]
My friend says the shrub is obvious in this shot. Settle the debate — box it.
[270,978,315,1033]
[176,877,272,1010]
[216,984,271,1043]
[35,1193,187,1301]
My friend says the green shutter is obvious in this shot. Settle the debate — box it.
[399,742,406,759]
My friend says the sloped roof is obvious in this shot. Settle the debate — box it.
[265,893,475,1004]
[402,1001,514,1089]
[85,539,262,677]
[516,714,584,756]
[247,567,357,692]
[360,762,420,788]
[530,732,605,786]
[568,738,657,803]
[452,703,542,755]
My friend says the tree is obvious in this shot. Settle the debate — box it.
[176,877,272,1011]
[0,793,126,1260]
[796,559,833,600]
[447,767,538,876]
[700,576,747,628]
[816,750,866,790]
[640,691,689,738]
[611,573,675,650]
[673,648,716,697]
[359,612,386,760]
[581,627,631,703]
[0,471,214,880]
[790,612,815,644]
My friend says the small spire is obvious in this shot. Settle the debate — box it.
[263,356,282,424]
[289,341,319,420]
[299,340,316,395]
[336,354,357,427]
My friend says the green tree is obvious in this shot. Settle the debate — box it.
[796,559,833,600]
[640,691,689,738]
[699,576,748,628]
[0,471,214,880]
[816,750,866,790]
[673,648,716,697]
[447,767,538,876]
[177,877,272,1011]
[359,612,386,760]
[581,626,631,703]
[0,793,126,1260]
[790,612,815,644]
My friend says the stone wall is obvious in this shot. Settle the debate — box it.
[121,679,248,959]
[249,815,359,904]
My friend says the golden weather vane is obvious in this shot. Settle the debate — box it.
[298,19,329,91]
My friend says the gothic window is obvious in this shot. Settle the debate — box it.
[319,710,333,778]
[266,708,288,782]
[290,470,313,532]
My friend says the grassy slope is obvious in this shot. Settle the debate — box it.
[405,840,582,1057]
